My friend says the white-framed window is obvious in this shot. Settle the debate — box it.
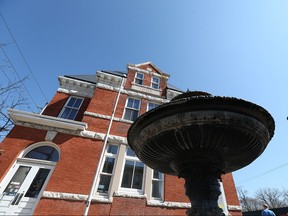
[97,145,119,194]
[59,96,83,120]
[120,147,145,193]
[147,102,159,111]
[135,72,144,85]
[151,76,160,89]
[123,98,141,121]
[151,170,164,199]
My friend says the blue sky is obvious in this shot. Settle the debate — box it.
[1,1,288,196]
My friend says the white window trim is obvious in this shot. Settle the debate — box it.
[119,147,146,195]
[19,142,61,159]
[58,96,84,120]
[134,72,144,85]
[151,170,164,201]
[95,144,119,197]
[151,76,160,90]
[122,97,141,121]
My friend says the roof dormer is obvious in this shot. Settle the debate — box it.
[126,62,170,97]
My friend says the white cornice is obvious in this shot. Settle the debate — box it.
[96,71,126,87]
[58,76,96,98]
[7,110,128,143]
[96,83,169,104]
[8,109,87,133]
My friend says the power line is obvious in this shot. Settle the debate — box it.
[238,162,288,184]
[0,45,39,110]
[0,66,34,112]
[0,12,49,103]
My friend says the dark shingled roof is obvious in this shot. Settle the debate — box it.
[64,71,183,92]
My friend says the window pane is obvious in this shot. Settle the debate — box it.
[131,110,139,121]
[153,77,159,83]
[136,73,143,79]
[123,109,132,120]
[107,145,118,154]
[121,161,134,188]
[152,181,162,198]
[25,168,50,198]
[4,166,31,196]
[67,109,77,120]
[153,170,162,180]
[73,98,82,108]
[148,103,159,111]
[24,146,59,162]
[127,98,134,108]
[126,148,136,157]
[97,175,111,193]
[124,109,139,121]
[152,83,159,89]
[60,108,70,119]
[67,97,76,107]
[132,99,140,109]
[132,162,144,189]
[102,158,115,174]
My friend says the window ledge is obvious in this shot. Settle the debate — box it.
[131,82,161,96]
[114,191,147,199]
[8,108,87,132]
[147,200,191,208]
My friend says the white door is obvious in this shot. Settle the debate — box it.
[0,161,54,215]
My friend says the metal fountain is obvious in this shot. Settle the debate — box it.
[127,91,274,216]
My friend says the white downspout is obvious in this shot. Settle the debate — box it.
[83,75,126,216]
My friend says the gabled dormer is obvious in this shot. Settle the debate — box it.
[125,62,170,97]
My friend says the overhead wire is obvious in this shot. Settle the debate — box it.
[0,66,34,112]
[0,45,39,110]
[0,12,49,104]
[237,162,288,184]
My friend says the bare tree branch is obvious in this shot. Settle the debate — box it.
[0,77,28,140]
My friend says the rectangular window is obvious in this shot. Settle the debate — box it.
[152,170,164,199]
[97,145,119,194]
[147,102,159,111]
[59,96,83,120]
[135,73,144,85]
[123,98,141,121]
[121,147,145,192]
[151,76,160,89]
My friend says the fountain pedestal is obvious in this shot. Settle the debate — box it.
[182,167,223,216]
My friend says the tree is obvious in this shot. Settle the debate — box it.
[0,78,27,140]
[237,187,262,212]
[256,188,286,208]
[238,187,288,212]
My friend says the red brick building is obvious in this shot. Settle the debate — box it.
[0,62,242,215]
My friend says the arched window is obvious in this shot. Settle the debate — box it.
[23,146,59,162]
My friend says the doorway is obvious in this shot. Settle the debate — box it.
[0,144,59,215]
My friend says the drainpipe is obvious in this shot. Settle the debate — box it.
[83,74,126,216]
